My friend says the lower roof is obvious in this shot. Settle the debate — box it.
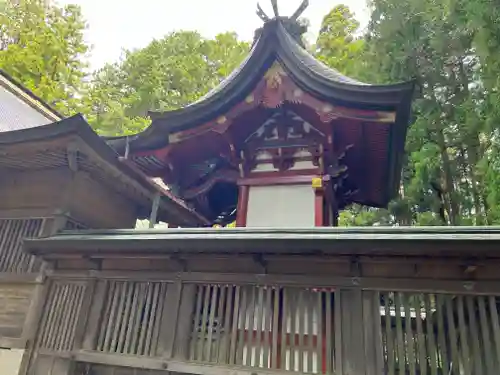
[25,226,500,258]
[0,114,209,226]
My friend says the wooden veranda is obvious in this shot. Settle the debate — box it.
[17,227,500,375]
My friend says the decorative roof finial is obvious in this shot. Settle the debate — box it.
[290,0,309,21]
[256,1,309,22]
[256,3,270,22]
[271,0,279,17]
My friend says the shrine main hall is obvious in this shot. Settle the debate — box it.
[1,2,500,375]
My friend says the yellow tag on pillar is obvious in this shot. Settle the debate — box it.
[312,177,323,189]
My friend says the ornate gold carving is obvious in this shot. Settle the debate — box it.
[216,116,227,124]
[169,133,181,143]
[322,104,334,113]
[312,177,323,189]
[376,111,397,123]
[264,62,287,89]
[293,88,303,98]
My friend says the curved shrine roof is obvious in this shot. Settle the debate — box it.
[107,18,415,153]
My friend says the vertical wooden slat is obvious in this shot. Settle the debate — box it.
[39,282,57,348]
[351,290,366,375]
[83,282,106,351]
[414,294,427,375]
[110,282,126,353]
[466,295,483,375]
[297,290,304,373]
[394,293,406,374]
[198,285,211,361]
[325,290,332,374]
[215,285,227,363]
[229,285,241,365]
[117,282,134,353]
[206,285,218,362]
[372,291,384,375]
[220,285,233,364]
[246,287,256,367]
[0,220,13,271]
[488,296,500,367]
[124,282,142,355]
[130,282,148,355]
[289,289,296,372]
[144,282,161,356]
[61,284,81,350]
[97,282,115,352]
[103,282,120,352]
[8,219,25,272]
[1,219,20,271]
[66,284,87,351]
[435,295,449,375]
[457,295,471,375]
[424,294,438,375]
[316,291,323,375]
[403,294,416,375]
[137,282,154,355]
[263,287,272,369]
[307,292,314,374]
[255,287,265,368]
[271,287,280,369]
[445,296,460,375]
[173,283,197,360]
[363,291,379,375]
[190,285,204,360]
[478,296,495,375]
[157,281,177,357]
[280,288,288,370]
[53,284,74,350]
[2,219,20,271]
[236,285,248,365]
[385,292,395,375]
[47,283,70,350]
[334,290,342,375]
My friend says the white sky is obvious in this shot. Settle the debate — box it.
[56,0,370,70]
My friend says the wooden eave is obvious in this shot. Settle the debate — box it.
[0,115,209,226]
[0,69,62,123]
[24,226,500,259]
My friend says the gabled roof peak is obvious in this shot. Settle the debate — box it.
[254,1,309,46]
[256,0,309,23]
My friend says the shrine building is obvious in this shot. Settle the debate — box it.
[0,2,500,375]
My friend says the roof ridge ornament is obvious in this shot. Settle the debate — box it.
[256,0,309,22]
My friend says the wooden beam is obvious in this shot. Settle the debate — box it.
[72,349,303,375]
[67,142,79,172]
[236,185,249,227]
[45,269,500,295]
[149,192,161,228]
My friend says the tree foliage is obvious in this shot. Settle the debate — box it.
[0,0,88,115]
[81,32,249,135]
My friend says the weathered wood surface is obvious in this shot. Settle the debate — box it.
[0,283,34,338]
[0,169,138,230]
[26,269,500,375]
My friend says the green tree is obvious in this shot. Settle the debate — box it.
[0,0,89,115]
[344,0,500,226]
[82,31,249,136]
[314,5,369,80]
